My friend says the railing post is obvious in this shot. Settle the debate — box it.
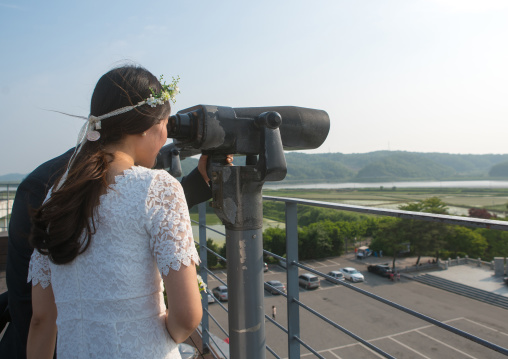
[198,201,210,353]
[285,202,300,359]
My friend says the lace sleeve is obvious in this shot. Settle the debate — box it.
[28,250,51,289]
[147,171,200,276]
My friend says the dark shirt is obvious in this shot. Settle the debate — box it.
[0,149,211,358]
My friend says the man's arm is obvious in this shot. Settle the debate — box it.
[180,167,212,209]
[180,154,233,209]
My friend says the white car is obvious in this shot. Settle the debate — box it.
[340,267,364,282]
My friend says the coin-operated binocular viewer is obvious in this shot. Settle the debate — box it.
[157,105,330,359]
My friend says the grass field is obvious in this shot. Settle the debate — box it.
[262,187,508,217]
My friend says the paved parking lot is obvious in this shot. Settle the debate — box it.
[206,255,508,359]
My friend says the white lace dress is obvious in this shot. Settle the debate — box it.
[28,166,200,359]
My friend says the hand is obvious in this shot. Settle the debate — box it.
[198,154,234,184]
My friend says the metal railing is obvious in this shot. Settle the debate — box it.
[0,182,19,232]
[195,196,508,359]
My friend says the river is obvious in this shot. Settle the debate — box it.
[263,180,508,190]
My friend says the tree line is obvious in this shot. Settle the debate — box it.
[200,198,508,269]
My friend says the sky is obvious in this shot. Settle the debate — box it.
[1,0,507,176]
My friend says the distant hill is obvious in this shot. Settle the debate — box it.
[0,173,25,182]
[489,161,508,178]
[355,153,455,180]
[3,151,508,184]
[283,151,508,182]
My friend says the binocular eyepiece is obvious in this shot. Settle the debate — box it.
[167,105,330,155]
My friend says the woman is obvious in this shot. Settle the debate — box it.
[27,65,202,358]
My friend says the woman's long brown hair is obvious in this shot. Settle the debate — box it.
[29,65,171,264]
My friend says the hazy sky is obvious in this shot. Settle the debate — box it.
[1,0,507,175]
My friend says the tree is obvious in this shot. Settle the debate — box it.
[400,197,449,214]
[399,197,450,264]
[316,220,345,256]
[468,208,496,219]
[263,227,286,257]
[370,217,408,270]
[476,228,508,260]
[205,239,221,268]
[299,224,332,260]
[444,226,488,258]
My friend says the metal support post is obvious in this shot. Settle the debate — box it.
[198,201,210,353]
[211,165,266,359]
[285,202,300,358]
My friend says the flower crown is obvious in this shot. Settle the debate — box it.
[146,75,180,107]
[85,75,180,141]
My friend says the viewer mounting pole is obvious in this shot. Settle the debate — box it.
[210,112,286,359]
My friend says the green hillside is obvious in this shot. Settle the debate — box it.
[283,151,508,183]
[489,161,508,178]
[4,151,508,184]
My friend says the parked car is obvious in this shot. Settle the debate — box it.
[264,280,286,294]
[264,262,269,272]
[326,270,344,283]
[298,273,320,289]
[212,285,228,301]
[367,264,393,278]
[207,293,215,304]
[278,259,287,268]
[340,267,365,282]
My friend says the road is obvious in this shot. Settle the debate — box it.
[206,255,508,359]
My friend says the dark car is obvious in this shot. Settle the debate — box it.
[367,264,393,277]
[264,280,286,294]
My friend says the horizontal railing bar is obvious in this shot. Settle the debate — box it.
[263,196,508,231]
[203,306,229,338]
[265,314,289,334]
[293,336,326,359]
[196,242,227,263]
[205,328,227,359]
[203,268,228,287]
[190,218,226,236]
[266,345,282,359]
[205,288,229,314]
[264,283,288,297]
[294,298,394,359]
[264,249,285,262]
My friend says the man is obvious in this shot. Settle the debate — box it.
[0,149,219,358]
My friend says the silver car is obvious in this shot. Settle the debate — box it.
[212,285,228,301]
[340,267,365,282]
[298,273,320,289]
[326,270,344,283]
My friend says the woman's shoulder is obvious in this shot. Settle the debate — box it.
[125,166,180,188]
